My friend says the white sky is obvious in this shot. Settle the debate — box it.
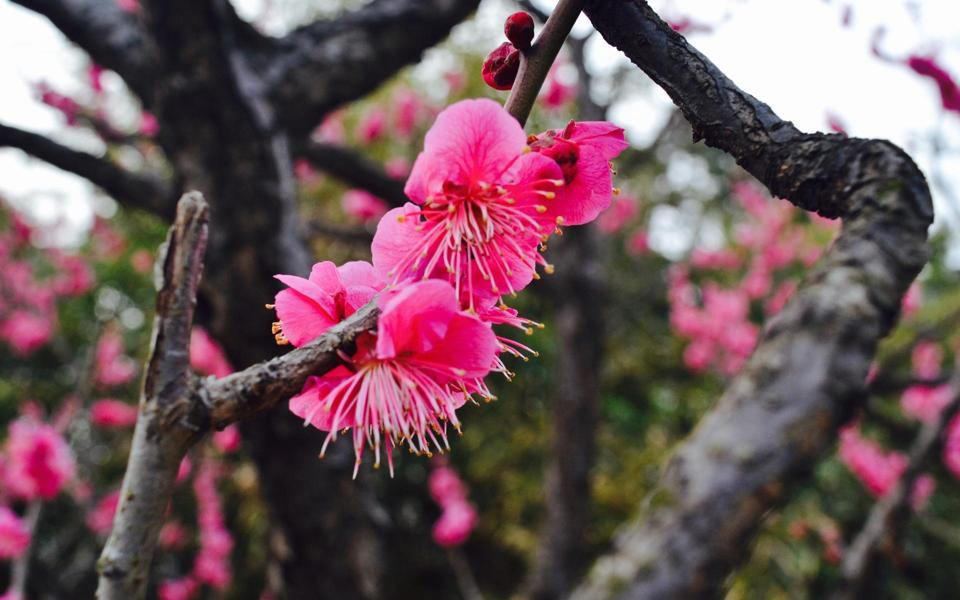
[1,0,958,254]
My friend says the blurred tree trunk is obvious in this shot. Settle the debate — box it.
[525,34,607,600]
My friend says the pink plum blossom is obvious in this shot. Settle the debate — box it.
[3,417,75,501]
[429,463,468,506]
[432,500,477,547]
[0,506,30,559]
[139,111,159,137]
[911,474,936,511]
[286,279,498,474]
[213,426,241,454]
[193,460,233,589]
[626,230,649,256]
[902,281,922,317]
[907,55,960,114]
[158,577,198,600]
[272,261,384,347]
[313,112,346,144]
[690,248,741,271]
[357,107,387,145]
[0,310,54,356]
[838,425,906,497]
[911,341,942,380]
[159,520,189,550]
[540,62,576,111]
[597,194,638,234]
[372,99,565,301]
[88,64,105,95]
[190,327,233,378]
[86,490,120,535]
[130,249,154,274]
[385,157,410,178]
[95,325,137,388]
[945,415,960,479]
[342,190,389,224]
[293,159,318,183]
[90,399,138,428]
[393,88,424,140]
[529,119,628,226]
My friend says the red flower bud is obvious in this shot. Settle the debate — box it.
[481,42,520,91]
[504,11,535,50]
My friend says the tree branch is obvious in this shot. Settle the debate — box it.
[0,122,176,219]
[95,193,381,598]
[834,376,960,599]
[96,192,209,599]
[204,302,379,426]
[298,141,408,207]
[11,0,161,105]
[265,0,480,135]
[505,0,585,126]
[570,2,934,598]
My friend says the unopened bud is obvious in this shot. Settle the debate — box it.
[482,42,520,91]
[504,12,535,50]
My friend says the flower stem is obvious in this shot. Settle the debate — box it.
[504,0,585,126]
[10,501,42,598]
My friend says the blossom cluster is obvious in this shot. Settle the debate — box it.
[0,411,75,571]
[0,205,94,356]
[429,461,478,547]
[667,180,838,375]
[274,98,626,475]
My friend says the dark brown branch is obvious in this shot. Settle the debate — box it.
[834,377,960,599]
[11,0,161,105]
[571,1,934,598]
[505,0,585,126]
[0,122,176,219]
[298,141,408,207]
[265,0,480,135]
[96,192,209,599]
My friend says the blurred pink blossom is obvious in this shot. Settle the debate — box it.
[0,506,30,559]
[3,417,75,501]
[190,327,233,378]
[342,190,389,224]
[86,490,120,535]
[90,399,138,428]
[95,326,137,388]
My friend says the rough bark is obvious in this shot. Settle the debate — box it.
[264,0,481,135]
[571,2,934,598]
[0,122,175,219]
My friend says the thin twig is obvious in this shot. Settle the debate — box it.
[447,547,484,600]
[10,501,42,598]
[833,374,960,599]
[504,0,585,126]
